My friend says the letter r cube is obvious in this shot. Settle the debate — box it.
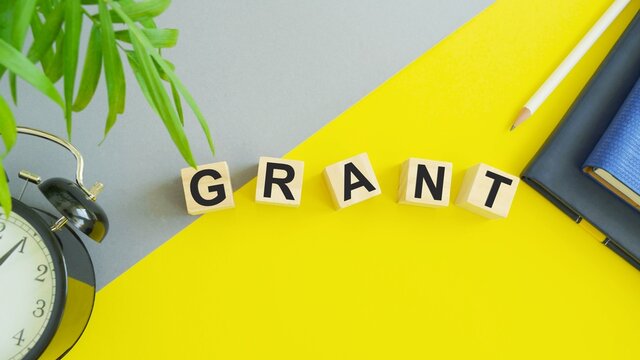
[255,157,305,207]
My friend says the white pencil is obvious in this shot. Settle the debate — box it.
[511,0,631,131]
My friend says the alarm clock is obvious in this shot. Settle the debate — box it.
[0,127,108,360]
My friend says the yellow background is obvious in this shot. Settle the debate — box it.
[68,1,640,358]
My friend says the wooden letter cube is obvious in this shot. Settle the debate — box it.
[181,161,235,215]
[455,163,519,219]
[324,153,381,209]
[255,157,304,207]
[398,158,452,207]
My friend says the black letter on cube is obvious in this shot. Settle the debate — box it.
[190,169,227,206]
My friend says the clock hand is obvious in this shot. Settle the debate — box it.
[0,239,26,267]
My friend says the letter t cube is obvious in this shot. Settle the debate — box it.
[455,163,519,219]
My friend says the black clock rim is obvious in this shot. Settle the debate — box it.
[32,207,97,359]
[10,198,67,360]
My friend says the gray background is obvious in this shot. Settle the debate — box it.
[1,0,491,289]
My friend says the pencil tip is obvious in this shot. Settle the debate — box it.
[511,107,532,131]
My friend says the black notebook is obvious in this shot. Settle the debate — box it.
[521,11,640,269]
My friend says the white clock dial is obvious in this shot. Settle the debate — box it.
[0,211,60,360]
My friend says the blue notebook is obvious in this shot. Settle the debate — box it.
[522,11,640,270]
[583,77,640,211]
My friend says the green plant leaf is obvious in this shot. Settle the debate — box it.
[170,81,183,125]
[111,0,157,28]
[124,50,157,114]
[9,74,17,105]
[111,1,214,158]
[44,33,64,83]
[7,0,36,103]
[0,95,15,216]
[0,37,63,108]
[0,0,16,79]
[121,0,171,21]
[0,1,15,42]
[138,17,157,29]
[151,58,183,124]
[73,25,102,112]
[113,2,195,165]
[27,3,65,72]
[44,31,64,84]
[99,0,126,135]
[108,0,169,24]
[36,0,55,14]
[0,160,11,216]
[155,56,173,81]
[64,0,83,139]
[11,0,37,51]
[27,16,53,71]
[115,28,178,48]
[133,43,194,165]
[0,95,17,157]
[26,3,64,64]
[154,55,214,156]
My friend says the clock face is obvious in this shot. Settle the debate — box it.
[0,207,65,360]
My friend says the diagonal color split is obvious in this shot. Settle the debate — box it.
[68,1,640,359]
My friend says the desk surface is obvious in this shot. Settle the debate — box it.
[68,1,640,358]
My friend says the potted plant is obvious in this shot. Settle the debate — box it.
[0,0,213,214]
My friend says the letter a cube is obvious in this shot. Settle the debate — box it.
[324,153,381,209]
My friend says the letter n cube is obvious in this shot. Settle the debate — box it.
[398,158,452,207]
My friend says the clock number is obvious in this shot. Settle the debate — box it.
[35,264,48,282]
[33,299,46,318]
[12,329,25,346]
[17,237,26,254]
[0,222,5,232]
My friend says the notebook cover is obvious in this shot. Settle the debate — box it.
[583,77,640,210]
[521,11,640,267]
